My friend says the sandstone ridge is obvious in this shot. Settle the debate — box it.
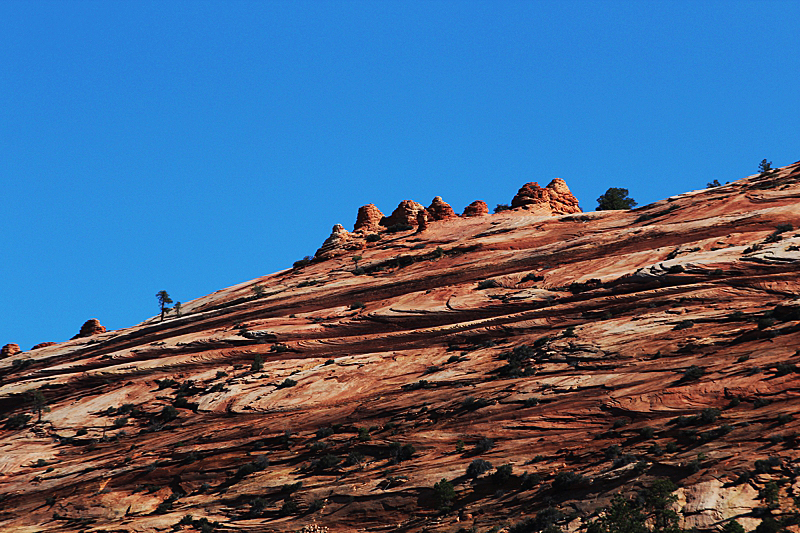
[1,163,800,533]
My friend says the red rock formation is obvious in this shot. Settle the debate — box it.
[1,160,799,533]
[0,343,21,358]
[415,210,429,232]
[463,200,489,217]
[72,318,106,339]
[380,200,427,227]
[353,204,384,232]
[510,178,582,214]
[315,224,366,260]
[462,200,489,217]
[426,196,457,221]
[31,342,57,350]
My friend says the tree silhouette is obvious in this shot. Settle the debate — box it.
[174,301,182,318]
[597,188,637,210]
[156,290,173,322]
[758,159,772,174]
[30,389,50,423]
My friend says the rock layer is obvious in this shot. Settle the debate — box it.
[71,318,105,339]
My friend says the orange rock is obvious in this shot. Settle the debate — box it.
[426,196,457,221]
[0,343,21,358]
[72,319,106,339]
[315,224,366,260]
[462,200,489,217]
[415,210,429,232]
[510,178,582,214]
[353,204,385,232]
[380,200,427,227]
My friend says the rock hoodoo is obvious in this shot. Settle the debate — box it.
[72,319,106,339]
[0,343,21,358]
[315,224,366,260]
[510,178,582,214]
[353,204,384,233]
[415,210,429,232]
[426,196,457,221]
[380,200,427,228]
[462,200,489,217]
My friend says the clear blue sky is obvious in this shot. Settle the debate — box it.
[1,0,798,350]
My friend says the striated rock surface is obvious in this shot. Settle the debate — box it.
[380,199,427,227]
[0,343,21,358]
[426,196,457,221]
[462,199,489,217]
[511,178,582,214]
[314,224,365,260]
[71,318,106,339]
[353,203,385,232]
[1,161,800,533]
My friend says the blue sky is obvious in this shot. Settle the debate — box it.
[1,0,798,350]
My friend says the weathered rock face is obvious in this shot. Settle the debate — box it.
[380,200,427,227]
[71,319,106,339]
[1,161,800,533]
[510,178,582,214]
[31,342,58,350]
[462,200,489,217]
[426,196,457,221]
[314,224,365,260]
[353,204,385,233]
[415,209,429,232]
[0,343,21,358]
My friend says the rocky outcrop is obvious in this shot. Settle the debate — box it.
[353,204,385,233]
[510,178,582,214]
[462,200,489,217]
[426,196,457,221]
[315,224,366,260]
[380,200,427,228]
[0,343,21,358]
[415,210,429,232]
[31,342,58,350]
[72,319,106,339]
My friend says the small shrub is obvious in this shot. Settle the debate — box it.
[349,301,366,310]
[639,427,655,439]
[494,204,511,213]
[160,405,179,422]
[681,365,705,382]
[596,188,636,210]
[493,463,513,482]
[315,427,334,439]
[278,378,297,389]
[552,471,586,491]
[293,256,313,268]
[365,233,381,242]
[721,520,746,533]
[673,319,694,330]
[476,279,501,290]
[707,180,722,188]
[312,454,340,471]
[433,478,456,510]
[388,442,415,463]
[462,396,491,411]
[4,413,32,430]
[280,499,298,515]
[474,437,495,453]
[466,459,493,478]
[113,417,128,428]
[612,418,629,429]
[455,440,465,453]
[357,427,371,441]
[346,451,364,467]
[521,272,545,283]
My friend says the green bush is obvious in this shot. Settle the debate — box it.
[476,279,500,290]
[597,188,637,210]
[365,233,381,242]
[4,413,32,430]
[466,459,493,478]
[278,378,297,388]
[433,478,456,510]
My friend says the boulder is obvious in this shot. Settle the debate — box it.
[353,204,385,233]
[380,200,428,228]
[426,196,457,221]
[510,178,582,215]
[0,343,21,358]
[462,200,489,217]
[72,319,106,339]
[315,224,366,261]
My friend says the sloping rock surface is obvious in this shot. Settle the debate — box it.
[1,163,800,533]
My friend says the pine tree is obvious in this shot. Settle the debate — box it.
[156,290,173,322]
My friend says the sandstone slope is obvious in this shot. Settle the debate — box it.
[1,167,800,533]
